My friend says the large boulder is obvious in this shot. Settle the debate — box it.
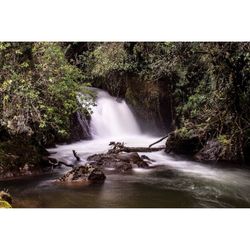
[165,130,203,155]
[58,165,106,183]
[87,152,149,172]
[194,140,224,162]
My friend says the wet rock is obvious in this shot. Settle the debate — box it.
[0,191,12,205]
[87,153,112,163]
[87,152,149,171]
[0,191,12,208]
[141,155,151,161]
[165,131,203,155]
[58,164,106,183]
[141,155,155,163]
[110,161,133,171]
[0,199,12,208]
[19,163,33,175]
[194,140,223,161]
[68,111,91,143]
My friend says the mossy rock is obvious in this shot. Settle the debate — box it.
[0,199,12,208]
[0,191,12,204]
[165,130,203,155]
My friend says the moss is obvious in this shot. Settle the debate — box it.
[177,127,190,138]
[125,87,138,107]
[0,199,12,208]
[176,126,198,140]
[166,128,204,155]
[217,135,231,146]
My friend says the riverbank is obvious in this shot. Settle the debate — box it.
[0,136,50,180]
[2,138,250,208]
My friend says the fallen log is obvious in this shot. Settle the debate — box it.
[108,142,165,154]
[118,146,165,153]
[47,150,80,169]
[148,135,168,148]
[48,158,74,168]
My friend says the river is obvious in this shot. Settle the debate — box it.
[1,89,250,208]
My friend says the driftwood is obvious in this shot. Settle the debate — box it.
[148,135,168,148]
[116,146,165,153]
[108,142,165,154]
[48,150,81,168]
[48,158,74,168]
[73,150,81,161]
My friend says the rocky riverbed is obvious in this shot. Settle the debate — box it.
[57,149,153,184]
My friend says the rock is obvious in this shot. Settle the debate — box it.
[87,152,149,171]
[165,131,203,155]
[0,191,12,208]
[19,163,33,175]
[0,199,12,208]
[116,152,141,163]
[88,168,106,181]
[194,140,223,162]
[109,161,133,171]
[0,191,12,205]
[141,155,151,160]
[68,111,91,143]
[141,155,155,163]
[87,153,111,163]
[58,164,106,183]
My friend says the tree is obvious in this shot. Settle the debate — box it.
[0,42,93,145]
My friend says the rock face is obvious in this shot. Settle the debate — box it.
[165,131,203,155]
[68,111,91,142]
[125,77,173,133]
[194,140,223,162]
[58,165,106,183]
[87,152,149,172]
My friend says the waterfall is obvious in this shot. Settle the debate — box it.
[90,89,141,138]
[45,88,250,208]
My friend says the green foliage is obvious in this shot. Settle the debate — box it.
[0,199,12,208]
[76,42,250,162]
[0,42,248,163]
[0,42,93,144]
[90,43,133,77]
[217,135,231,146]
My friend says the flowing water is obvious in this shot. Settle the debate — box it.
[1,89,250,208]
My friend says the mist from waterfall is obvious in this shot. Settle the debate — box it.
[90,89,141,138]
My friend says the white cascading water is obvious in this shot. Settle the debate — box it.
[48,88,163,162]
[90,90,141,138]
